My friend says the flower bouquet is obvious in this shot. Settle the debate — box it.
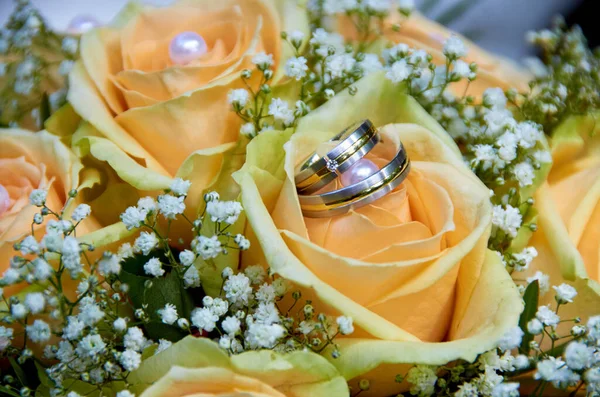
[0,0,599,396]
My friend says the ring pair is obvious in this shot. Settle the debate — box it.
[294,120,411,218]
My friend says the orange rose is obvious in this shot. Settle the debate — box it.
[0,128,99,296]
[233,74,523,396]
[66,0,308,198]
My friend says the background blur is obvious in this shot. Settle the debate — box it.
[0,0,592,61]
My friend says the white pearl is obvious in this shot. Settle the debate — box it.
[67,15,101,34]
[0,184,10,216]
[169,31,208,65]
[341,159,379,187]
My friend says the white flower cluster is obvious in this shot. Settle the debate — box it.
[183,267,353,357]
[0,1,79,129]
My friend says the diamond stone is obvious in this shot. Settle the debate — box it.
[324,156,339,172]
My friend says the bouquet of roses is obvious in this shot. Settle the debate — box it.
[0,0,599,396]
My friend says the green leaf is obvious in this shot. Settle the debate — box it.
[0,385,21,397]
[119,252,201,342]
[9,357,28,386]
[39,91,51,128]
[518,280,539,354]
[35,362,53,389]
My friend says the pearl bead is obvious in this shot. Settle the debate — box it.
[169,31,208,65]
[0,184,10,216]
[67,15,101,34]
[341,159,379,187]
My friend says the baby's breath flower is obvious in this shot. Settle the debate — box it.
[268,98,295,126]
[336,316,354,335]
[29,189,47,206]
[223,273,253,307]
[221,316,241,335]
[244,265,266,285]
[143,258,165,278]
[511,247,537,271]
[157,194,185,219]
[407,365,438,396]
[183,264,201,288]
[285,56,308,80]
[252,52,274,70]
[553,283,577,304]
[193,235,222,260]
[155,339,172,355]
[24,292,45,314]
[98,253,121,276]
[0,326,14,351]
[71,204,91,222]
[206,200,243,224]
[26,319,51,343]
[512,162,535,187]
[386,59,412,83]
[191,307,219,332]
[158,303,178,325]
[137,196,157,213]
[443,35,467,58]
[240,122,256,138]
[497,326,524,351]
[170,178,191,196]
[536,305,560,327]
[492,205,522,238]
[526,271,550,295]
[245,322,286,349]
[121,206,146,230]
[564,341,593,370]
[113,317,128,332]
[63,316,85,340]
[124,326,147,352]
[135,232,158,255]
[76,334,106,358]
[120,349,141,371]
[228,89,250,107]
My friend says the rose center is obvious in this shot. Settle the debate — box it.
[0,183,11,217]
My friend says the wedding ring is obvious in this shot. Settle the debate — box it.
[299,141,411,218]
[294,120,379,195]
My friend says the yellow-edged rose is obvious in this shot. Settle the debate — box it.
[233,73,523,396]
[519,113,600,344]
[340,11,530,98]
[127,336,349,397]
[67,0,308,201]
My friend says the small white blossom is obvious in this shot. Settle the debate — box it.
[210,298,229,317]
[513,162,535,187]
[252,52,274,69]
[358,53,383,74]
[288,30,305,46]
[19,235,40,255]
[285,56,308,80]
[564,341,593,370]
[407,365,438,396]
[113,318,128,332]
[11,303,27,319]
[587,316,600,341]
[76,334,106,358]
[116,391,135,397]
[453,59,472,78]
[527,318,544,335]
[483,88,507,109]
[223,273,253,307]
[118,243,135,260]
[240,122,256,137]
[498,326,523,351]
[29,189,47,206]
[179,250,195,266]
[193,235,222,260]
[443,35,467,58]
[268,98,295,126]
[206,200,243,224]
[532,150,552,164]
[491,382,519,397]
[244,265,265,285]
[527,271,550,295]
[63,316,85,340]
[553,283,577,304]
[2,268,21,285]
[228,89,250,107]
[386,59,411,83]
[78,298,105,326]
[183,264,201,288]
[120,349,141,371]
[256,283,276,303]
[121,206,146,230]
[144,257,165,278]
[135,232,158,255]
[221,316,241,335]
[326,53,356,79]
[245,322,286,349]
[137,197,157,213]
[71,204,91,222]
[124,326,147,352]
[155,339,172,356]
[253,301,279,325]
[512,247,537,271]
[158,303,178,325]
[98,253,121,276]
[492,205,522,238]
[336,316,354,335]
[0,326,14,351]
[25,292,45,314]
[191,307,219,332]
[62,36,78,54]
[33,258,53,281]
[170,178,191,196]
[178,318,190,329]
[26,319,51,343]
[536,305,560,327]
[157,194,185,219]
